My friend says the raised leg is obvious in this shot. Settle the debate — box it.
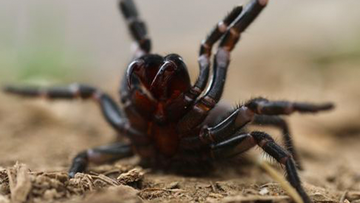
[210,131,311,203]
[69,142,133,178]
[166,5,244,116]
[252,115,302,169]
[119,0,151,58]
[178,0,268,134]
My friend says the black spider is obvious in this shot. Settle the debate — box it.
[4,0,334,202]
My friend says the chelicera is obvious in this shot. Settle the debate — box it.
[4,0,334,202]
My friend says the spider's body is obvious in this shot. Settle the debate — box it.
[122,53,224,166]
[123,54,192,157]
[4,0,334,202]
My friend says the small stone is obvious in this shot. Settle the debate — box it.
[259,187,269,196]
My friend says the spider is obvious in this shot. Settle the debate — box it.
[4,0,334,202]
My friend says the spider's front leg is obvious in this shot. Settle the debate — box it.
[166,5,244,116]
[178,0,268,134]
[210,131,311,203]
[119,0,151,58]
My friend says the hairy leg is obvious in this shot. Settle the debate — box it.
[252,115,303,169]
[180,98,333,149]
[210,131,311,203]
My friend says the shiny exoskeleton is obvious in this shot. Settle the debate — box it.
[4,0,334,202]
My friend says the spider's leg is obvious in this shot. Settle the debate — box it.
[69,142,133,178]
[3,84,147,142]
[210,132,255,159]
[245,97,334,115]
[205,98,333,144]
[4,84,126,129]
[168,6,243,113]
[180,99,333,149]
[252,115,303,170]
[196,5,244,93]
[119,0,151,58]
[210,131,311,203]
[180,105,254,149]
[178,0,268,134]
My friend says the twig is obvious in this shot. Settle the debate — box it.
[257,159,303,203]
[339,191,348,203]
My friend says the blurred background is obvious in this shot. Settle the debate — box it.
[1,1,360,90]
[0,0,360,199]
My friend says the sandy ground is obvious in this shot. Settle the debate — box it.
[1,1,360,203]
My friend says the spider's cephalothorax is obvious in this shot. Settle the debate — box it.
[4,0,334,202]
[122,53,194,157]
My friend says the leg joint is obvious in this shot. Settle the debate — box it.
[251,131,291,164]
